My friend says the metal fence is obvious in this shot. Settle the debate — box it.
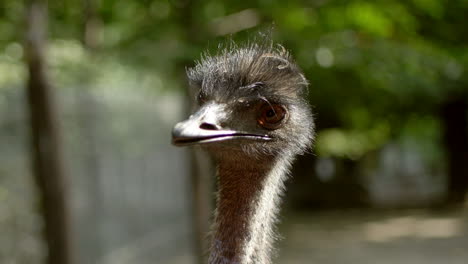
[0,86,195,264]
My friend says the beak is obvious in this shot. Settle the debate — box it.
[172,104,272,146]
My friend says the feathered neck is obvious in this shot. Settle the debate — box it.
[208,155,293,264]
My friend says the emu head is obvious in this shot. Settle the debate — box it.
[172,44,314,162]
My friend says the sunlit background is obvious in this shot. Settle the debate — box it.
[1,0,468,263]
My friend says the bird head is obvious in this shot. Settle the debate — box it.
[172,44,314,162]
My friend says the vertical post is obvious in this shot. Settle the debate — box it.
[440,96,468,204]
[24,1,73,264]
[189,148,215,262]
[78,0,103,262]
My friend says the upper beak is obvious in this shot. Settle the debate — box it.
[172,104,272,146]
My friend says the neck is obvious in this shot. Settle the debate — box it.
[208,155,292,264]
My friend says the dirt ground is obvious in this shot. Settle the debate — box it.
[277,207,468,264]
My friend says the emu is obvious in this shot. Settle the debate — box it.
[172,42,314,264]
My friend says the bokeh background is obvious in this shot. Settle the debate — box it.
[1,0,468,263]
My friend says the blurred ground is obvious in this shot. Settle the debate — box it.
[278,208,468,264]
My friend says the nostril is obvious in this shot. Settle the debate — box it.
[200,122,220,130]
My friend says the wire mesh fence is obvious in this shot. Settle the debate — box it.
[0,85,195,264]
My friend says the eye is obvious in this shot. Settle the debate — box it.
[257,104,287,130]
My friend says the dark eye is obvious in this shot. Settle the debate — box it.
[257,104,287,130]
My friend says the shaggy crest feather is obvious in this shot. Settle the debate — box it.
[188,43,309,103]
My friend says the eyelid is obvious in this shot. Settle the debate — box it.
[236,96,286,110]
[236,97,263,108]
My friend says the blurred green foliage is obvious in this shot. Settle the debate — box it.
[0,0,467,160]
